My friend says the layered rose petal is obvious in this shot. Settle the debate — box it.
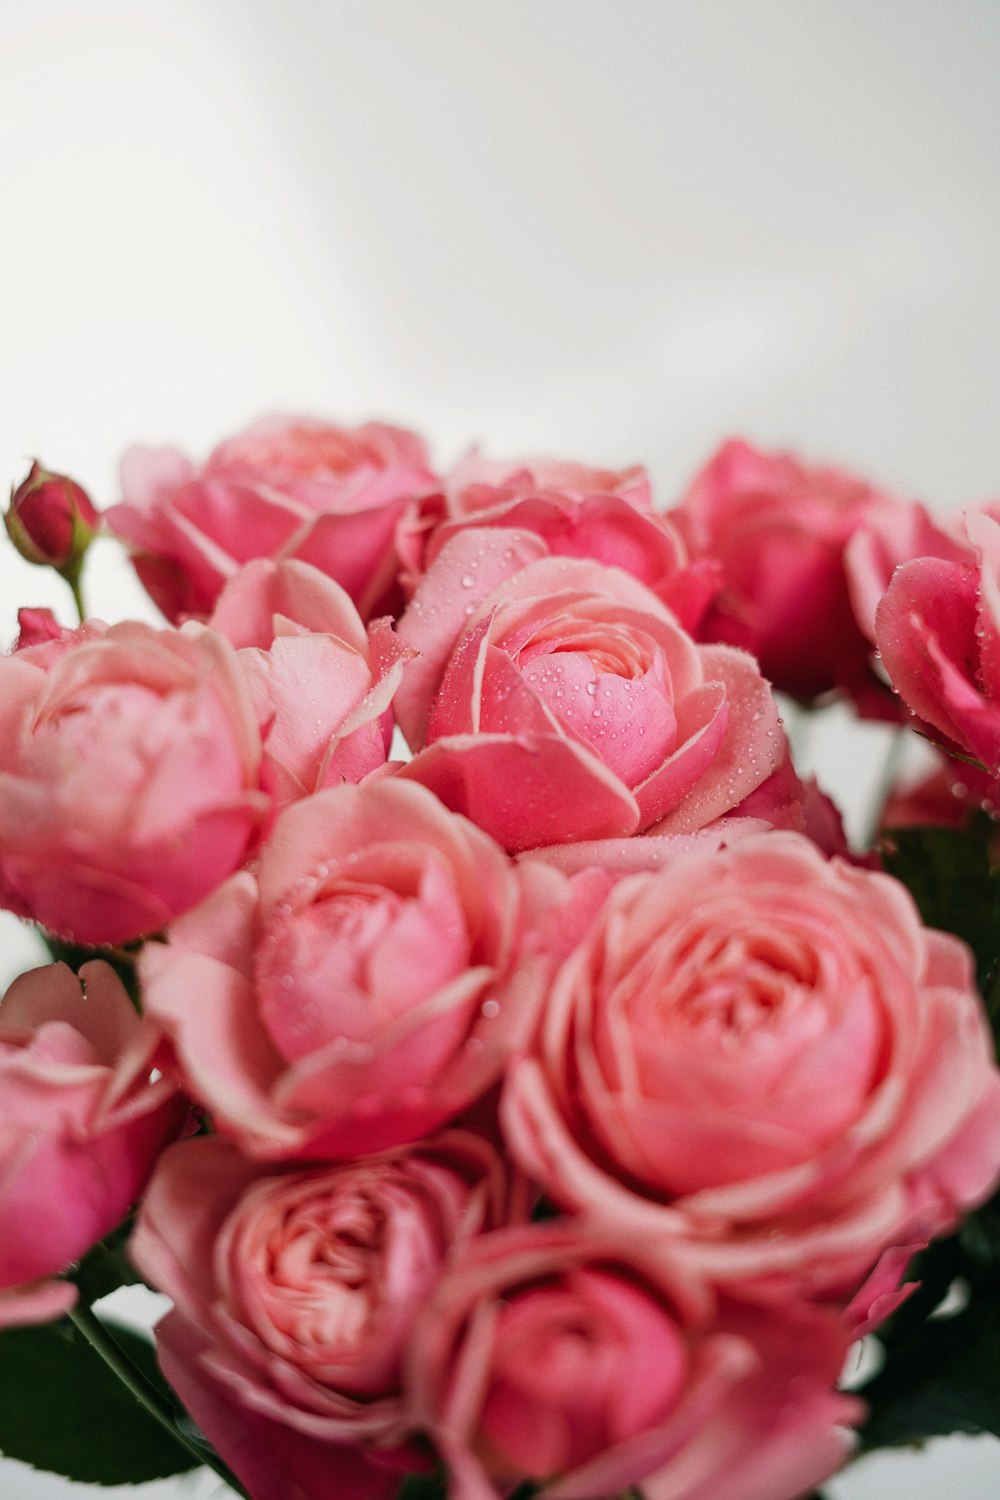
[672,437,907,700]
[132,1131,510,1477]
[400,556,782,853]
[0,620,266,944]
[208,560,408,809]
[502,832,1000,1298]
[107,416,440,623]
[141,779,556,1159]
[408,1223,859,1500]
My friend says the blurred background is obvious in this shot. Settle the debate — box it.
[1,1,999,1494]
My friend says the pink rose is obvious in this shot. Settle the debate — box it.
[447,447,654,512]
[397,555,782,852]
[131,1131,508,1498]
[207,559,410,809]
[0,960,180,1327]
[0,620,266,944]
[407,450,715,633]
[408,1222,860,1500]
[504,832,1000,1298]
[672,437,901,699]
[106,415,439,623]
[141,779,553,1159]
[876,510,1000,786]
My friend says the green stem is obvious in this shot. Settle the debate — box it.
[63,563,87,624]
[862,726,908,849]
[67,1303,248,1497]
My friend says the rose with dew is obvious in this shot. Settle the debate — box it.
[671,437,902,700]
[140,778,557,1160]
[0,961,180,1328]
[396,554,783,853]
[876,509,1000,793]
[504,832,1000,1300]
[408,1221,860,1500]
[106,415,440,624]
[0,618,266,945]
[131,1131,510,1500]
[404,448,716,633]
[207,558,410,809]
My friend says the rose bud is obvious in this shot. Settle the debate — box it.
[5,461,99,572]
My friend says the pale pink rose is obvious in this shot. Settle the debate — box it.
[140,779,555,1159]
[672,437,903,700]
[0,619,266,944]
[106,416,440,623]
[131,1131,508,1498]
[504,832,1000,1299]
[207,559,410,809]
[876,511,1000,788]
[0,961,180,1326]
[408,1222,860,1500]
[397,555,782,852]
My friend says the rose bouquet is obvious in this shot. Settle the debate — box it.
[1,421,1000,1500]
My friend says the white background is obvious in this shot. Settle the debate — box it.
[1,2,999,1494]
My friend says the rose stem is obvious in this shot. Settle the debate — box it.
[67,1303,250,1497]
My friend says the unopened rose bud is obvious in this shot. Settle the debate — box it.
[5,461,98,572]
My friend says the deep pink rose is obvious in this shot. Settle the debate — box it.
[106,416,440,623]
[504,833,1000,1299]
[408,1222,860,1500]
[0,620,266,944]
[397,555,782,853]
[141,779,555,1159]
[131,1132,508,1499]
[673,437,901,699]
[844,498,969,644]
[876,511,1000,787]
[208,559,410,809]
[0,961,180,1327]
[405,451,715,634]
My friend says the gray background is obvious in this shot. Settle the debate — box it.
[1,2,999,1494]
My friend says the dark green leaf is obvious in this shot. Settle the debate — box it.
[860,1291,1000,1449]
[397,1475,448,1500]
[881,822,1000,997]
[0,1316,196,1484]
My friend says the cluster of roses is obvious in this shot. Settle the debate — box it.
[2,419,1000,1500]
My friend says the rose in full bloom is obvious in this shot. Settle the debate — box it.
[208,559,410,809]
[672,437,901,699]
[404,449,716,633]
[504,832,1000,1298]
[876,510,1000,789]
[0,620,266,944]
[397,555,782,852]
[141,779,554,1159]
[0,961,180,1328]
[131,1132,508,1500]
[5,461,98,571]
[408,1222,860,1500]
[106,415,440,623]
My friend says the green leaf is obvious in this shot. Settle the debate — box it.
[860,1291,1000,1449]
[881,822,1000,997]
[0,1316,197,1484]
